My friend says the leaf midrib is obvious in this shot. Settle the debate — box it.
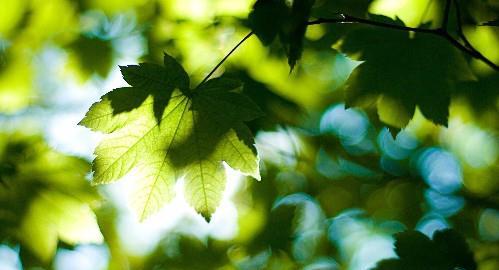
[139,98,191,220]
[94,96,188,182]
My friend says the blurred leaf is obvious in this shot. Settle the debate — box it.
[372,229,477,270]
[282,0,316,70]
[248,0,316,70]
[337,15,475,128]
[248,0,288,45]
[0,133,101,264]
[67,35,114,80]
[0,51,33,113]
[145,234,230,270]
[80,53,263,221]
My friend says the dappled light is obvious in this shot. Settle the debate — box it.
[1,0,498,269]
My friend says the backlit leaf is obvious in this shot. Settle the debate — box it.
[80,54,263,221]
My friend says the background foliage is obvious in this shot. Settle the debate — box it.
[0,0,498,269]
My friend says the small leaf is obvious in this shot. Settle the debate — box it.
[248,0,316,70]
[281,0,316,70]
[81,54,263,221]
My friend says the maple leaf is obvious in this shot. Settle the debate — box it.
[80,53,263,221]
[337,15,475,129]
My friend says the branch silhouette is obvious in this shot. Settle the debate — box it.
[200,7,497,87]
[308,13,499,71]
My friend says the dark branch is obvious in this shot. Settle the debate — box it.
[308,15,435,34]
[308,14,499,71]
[197,31,254,87]
[199,10,497,86]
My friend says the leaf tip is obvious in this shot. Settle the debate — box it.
[200,211,212,223]
[77,119,85,127]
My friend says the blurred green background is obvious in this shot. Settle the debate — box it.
[0,0,498,269]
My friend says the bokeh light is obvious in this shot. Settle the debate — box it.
[415,148,463,194]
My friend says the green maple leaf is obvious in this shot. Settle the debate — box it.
[337,15,475,128]
[80,54,263,221]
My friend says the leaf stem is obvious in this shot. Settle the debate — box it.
[307,14,499,71]
[198,31,254,87]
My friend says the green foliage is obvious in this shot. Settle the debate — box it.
[1,0,499,269]
[373,229,476,270]
[80,53,262,221]
[67,35,114,80]
[0,133,101,264]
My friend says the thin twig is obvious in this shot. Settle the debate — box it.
[453,0,472,48]
[197,31,254,87]
[452,0,497,69]
[308,15,436,34]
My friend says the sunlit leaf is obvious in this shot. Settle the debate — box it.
[80,53,262,221]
